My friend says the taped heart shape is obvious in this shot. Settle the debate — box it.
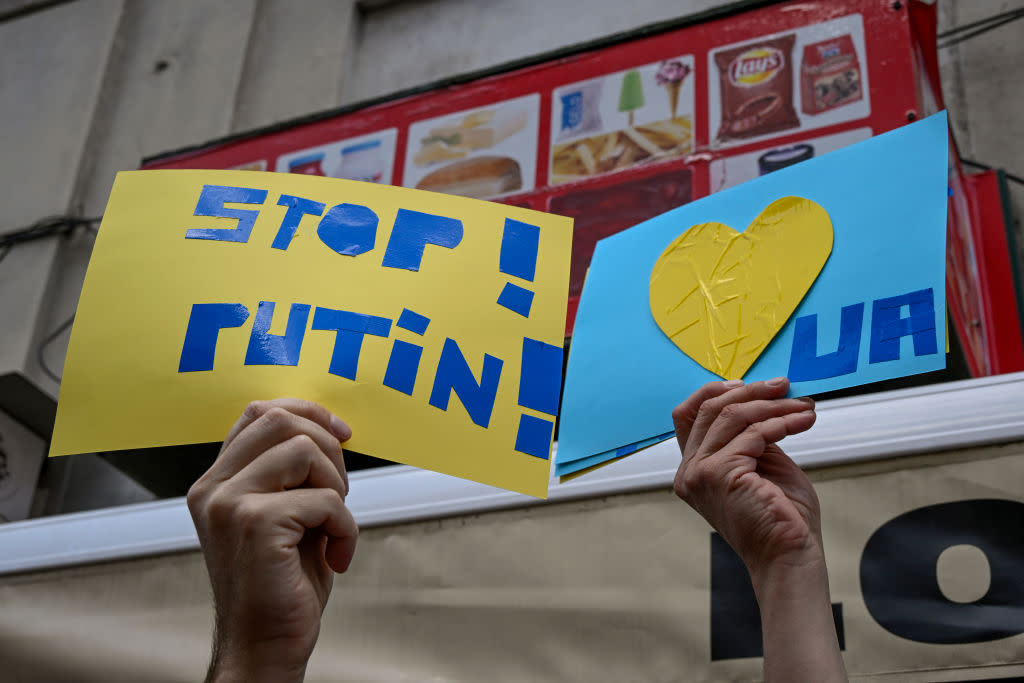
[649,196,833,379]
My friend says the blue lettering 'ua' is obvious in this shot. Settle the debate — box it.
[428,338,503,428]
[869,288,937,363]
[788,303,864,381]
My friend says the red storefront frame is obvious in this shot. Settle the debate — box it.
[143,0,1020,376]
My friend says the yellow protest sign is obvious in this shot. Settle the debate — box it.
[51,170,572,498]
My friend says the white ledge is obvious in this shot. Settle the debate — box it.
[2,372,1023,575]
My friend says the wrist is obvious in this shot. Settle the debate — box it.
[749,546,829,603]
[749,549,847,683]
[207,640,309,683]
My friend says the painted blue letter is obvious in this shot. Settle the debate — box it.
[381,209,463,271]
[178,303,250,372]
[272,194,326,250]
[869,288,938,364]
[500,219,540,281]
[518,338,563,416]
[788,303,864,381]
[185,185,267,242]
[383,341,423,396]
[317,203,378,256]
[244,301,311,366]
[311,308,392,380]
[428,338,503,428]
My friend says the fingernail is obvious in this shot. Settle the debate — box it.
[723,379,744,388]
[767,376,787,386]
[330,414,352,441]
[797,396,815,406]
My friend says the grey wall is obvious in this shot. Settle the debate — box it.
[1,0,1021,514]
[939,0,1024,268]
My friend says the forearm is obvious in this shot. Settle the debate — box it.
[752,556,847,683]
[205,627,310,683]
[206,648,308,683]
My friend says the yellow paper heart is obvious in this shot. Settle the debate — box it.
[649,196,833,379]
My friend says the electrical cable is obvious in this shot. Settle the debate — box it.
[37,312,76,384]
[938,8,1024,49]
[0,214,101,383]
[0,215,101,250]
[959,159,1024,187]
[937,7,1024,38]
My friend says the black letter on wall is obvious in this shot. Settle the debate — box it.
[860,499,1024,644]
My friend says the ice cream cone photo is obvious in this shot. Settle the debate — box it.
[655,59,691,120]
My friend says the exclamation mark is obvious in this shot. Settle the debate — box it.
[513,337,563,460]
[496,218,561,459]
[496,218,540,317]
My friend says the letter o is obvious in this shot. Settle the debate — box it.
[317,203,378,256]
[860,499,1024,643]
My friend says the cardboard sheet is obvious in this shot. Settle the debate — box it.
[557,113,949,476]
[52,170,572,498]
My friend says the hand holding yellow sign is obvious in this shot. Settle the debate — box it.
[51,170,572,497]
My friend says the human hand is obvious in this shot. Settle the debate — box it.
[671,377,820,579]
[187,399,358,683]
[672,378,846,681]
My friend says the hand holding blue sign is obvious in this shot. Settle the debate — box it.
[671,377,846,682]
[557,113,949,477]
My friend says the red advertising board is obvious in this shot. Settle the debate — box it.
[144,0,1021,375]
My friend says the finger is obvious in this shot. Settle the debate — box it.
[696,399,816,461]
[672,380,741,445]
[277,489,359,574]
[684,377,791,460]
[326,526,359,574]
[214,407,345,485]
[226,434,348,499]
[223,399,352,450]
[723,410,817,459]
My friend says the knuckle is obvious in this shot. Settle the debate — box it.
[681,462,709,493]
[695,402,718,424]
[308,402,332,428]
[290,433,317,452]
[672,471,689,500]
[718,403,743,422]
[325,434,344,460]
[759,416,783,433]
[204,488,234,525]
[324,487,344,508]
[185,481,205,511]
[234,496,264,530]
[701,380,723,393]
[320,487,346,514]
[243,400,267,421]
[262,406,296,433]
[695,460,718,487]
[743,424,768,449]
